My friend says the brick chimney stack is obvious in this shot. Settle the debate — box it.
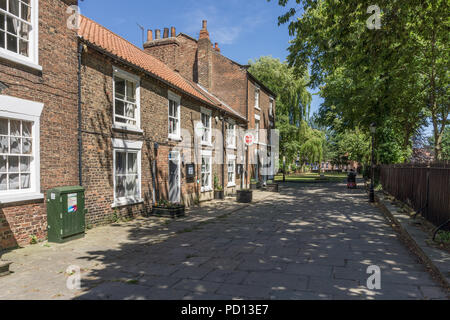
[199,20,210,40]
[197,20,212,89]
[163,28,169,39]
[147,29,153,42]
[144,26,180,72]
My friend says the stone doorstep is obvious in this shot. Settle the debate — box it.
[0,260,12,277]
[375,192,450,293]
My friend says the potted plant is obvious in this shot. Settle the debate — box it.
[153,200,185,218]
[264,179,279,192]
[250,178,260,190]
[213,175,225,200]
[236,189,253,203]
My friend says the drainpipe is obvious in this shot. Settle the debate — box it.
[77,41,83,187]
[221,113,225,191]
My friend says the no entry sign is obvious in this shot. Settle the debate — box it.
[244,133,255,146]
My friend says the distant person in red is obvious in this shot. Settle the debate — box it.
[347,169,357,189]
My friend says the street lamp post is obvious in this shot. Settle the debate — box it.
[369,123,376,203]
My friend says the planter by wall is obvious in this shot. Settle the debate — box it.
[250,182,260,190]
[265,183,279,192]
[237,190,253,203]
[214,190,224,200]
[153,205,185,218]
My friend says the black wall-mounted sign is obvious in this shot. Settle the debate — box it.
[186,164,195,182]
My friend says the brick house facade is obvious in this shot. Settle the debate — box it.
[0,0,80,249]
[78,16,247,227]
[0,5,275,249]
[143,20,276,186]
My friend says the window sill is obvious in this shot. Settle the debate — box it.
[111,197,144,208]
[227,183,236,188]
[0,192,44,204]
[112,124,143,134]
[226,146,237,150]
[254,107,261,111]
[169,135,182,142]
[201,187,212,193]
[201,142,213,147]
[0,52,42,71]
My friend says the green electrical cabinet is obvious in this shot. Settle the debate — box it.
[47,186,86,243]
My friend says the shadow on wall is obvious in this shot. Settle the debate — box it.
[0,208,19,252]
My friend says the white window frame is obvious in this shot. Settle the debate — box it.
[168,90,181,141]
[112,66,141,132]
[0,0,40,70]
[227,154,236,187]
[112,138,143,208]
[226,119,236,149]
[269,97,274,116]
[254,85,260,110]
[201,149,212,192]
[0,95,43,204]
[201,107,212,146]
[254,114,260,143]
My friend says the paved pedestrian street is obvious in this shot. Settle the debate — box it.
[1,182,448,300]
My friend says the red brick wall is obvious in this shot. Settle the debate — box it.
[210,52,248,119]
[80,48,229,224]
[0,0,79,249]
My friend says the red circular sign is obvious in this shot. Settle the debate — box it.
[244,133,255,146]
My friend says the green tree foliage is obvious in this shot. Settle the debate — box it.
[271,0,449,163]
[248,56,313,164]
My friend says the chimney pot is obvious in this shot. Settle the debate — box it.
[202,20,207,29]
[147,29,153,42]
[171,27,176,37]
[155,29,161,39]
[163,28,169,39]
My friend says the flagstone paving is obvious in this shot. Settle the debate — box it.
[0,182,448,300]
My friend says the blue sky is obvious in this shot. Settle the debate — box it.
[79,0,324,116]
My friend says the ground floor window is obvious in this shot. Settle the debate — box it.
[0,118,33,191]
[0,95,43,203]
[201,154,212,192]
[227,156,236,187]
[112,139,142,205]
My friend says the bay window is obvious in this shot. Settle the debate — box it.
[0,0,39,69]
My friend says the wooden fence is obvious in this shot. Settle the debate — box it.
[379,163,450,228]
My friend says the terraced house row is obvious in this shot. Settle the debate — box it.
[0,0,276,249]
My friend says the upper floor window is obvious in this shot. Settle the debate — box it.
[0,0,39,69]
[226,121,236,149]
[168,91,181,140]
[255,115,260,143]
[201,108,211,145]
[113,67,140,130]
[269,99,273,115]
[254,86,260,110]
